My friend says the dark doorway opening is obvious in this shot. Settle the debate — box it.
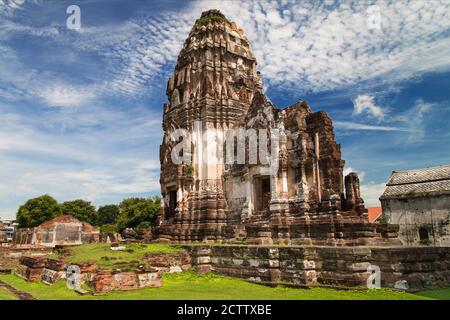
[166,190,177,219]
[255,176,271,212]
[419,227,429,243]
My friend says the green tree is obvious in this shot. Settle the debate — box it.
[61,199,97,225]
[99,224,119,233]
[97,204,119,226]
[117,197,160,231]
[16,195,62,228]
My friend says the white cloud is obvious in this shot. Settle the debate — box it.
[0,0,25,15]
[352,94,387,119]
[0,101,163,219]
[197,0,450,93]
[339,96,435,142]
[334,121,407,131]
[360,182,386,207]
[395,99,433,142]
[2,0,450,98]
[39,85,97,108]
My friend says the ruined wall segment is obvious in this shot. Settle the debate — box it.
[14,215,99,247]
[185,245,450,290]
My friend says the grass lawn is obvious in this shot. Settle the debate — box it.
[50,243,183,269]
[414,287,450,300]
[0,286,18,300]
[2,243,449,300]
[0,272,443,300]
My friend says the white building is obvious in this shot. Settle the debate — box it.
[0,220,17,243]
[380,164,450,246]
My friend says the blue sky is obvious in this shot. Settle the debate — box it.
[0,0,449,219]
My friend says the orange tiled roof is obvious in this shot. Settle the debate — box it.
[367,207,382,223]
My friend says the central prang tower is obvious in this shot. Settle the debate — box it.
[158,10,401,246]
[158,10,263,242]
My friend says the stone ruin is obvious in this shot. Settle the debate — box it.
[156,10,400,246]
[14,215,100,247]
[14,251,191,294]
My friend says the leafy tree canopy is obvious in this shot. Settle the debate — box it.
[117,196,160,231]
[61,199,97,225]
[99,223,119,233]
[16,194,62,228]
[97,204,119,226]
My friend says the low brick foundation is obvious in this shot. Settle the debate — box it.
[184,245,450,290]
[92,270,162,293]
[142,252,191,271]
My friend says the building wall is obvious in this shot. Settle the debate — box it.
[382,195,450,246]
[185,245,450,290]
[14,222,99,247]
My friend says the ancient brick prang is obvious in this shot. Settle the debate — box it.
[157,10,399,245]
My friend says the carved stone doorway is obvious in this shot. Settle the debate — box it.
[254,176,271,212]
[166,189,177,219]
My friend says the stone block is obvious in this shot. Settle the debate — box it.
[42,268,64,284]
[137,272,163,288]
[46,258,67,271]
[20,256,46,268]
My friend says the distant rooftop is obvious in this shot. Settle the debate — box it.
[380,164,450,199]
[367,207,382,223]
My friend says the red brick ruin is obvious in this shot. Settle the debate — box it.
[156,10,400,245]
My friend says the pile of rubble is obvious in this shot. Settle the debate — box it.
[13,248,192,294]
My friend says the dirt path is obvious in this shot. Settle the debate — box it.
[0,279,36,300]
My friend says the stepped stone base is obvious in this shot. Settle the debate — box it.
[184,245,450,290]
[156,210,401,246]
[244,211,401,246]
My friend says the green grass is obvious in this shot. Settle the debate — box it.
[50,243,183,269]
[0,272,444,300]
[414,287,450,300]
[4,243,449,300]
[0,286,18,300]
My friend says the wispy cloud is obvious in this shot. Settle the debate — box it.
[0,0,26,15]
[360,182,386,207]
[0,100,163,219]
[3,0,449,98]
[352,94,387,120]
[200,0,450,93]
[334,121,408,132]
[395,99,433,142]
[338,95,436,144]
[39,85,98,108]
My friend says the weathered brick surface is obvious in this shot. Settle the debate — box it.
[78,263,98,273]
[184,245,450,290]
[46,258,67,271]
[19,256,47,268]
[16,256,68,282]
[92,270,162,293]
[142,252,191,270]
[41,268,64,284]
